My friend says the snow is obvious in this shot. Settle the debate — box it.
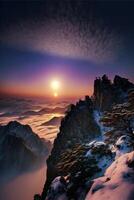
[85,141,107,158]
[51,177,62,191]
[85,151,134,200]
[85,141,114,178]
[86,141,107,152]
[85,149,92,157]
[94,141,106,147]
[86,140,96,147]
[46,176,67,200]
[93,110,111,138]
[112,135,133,159]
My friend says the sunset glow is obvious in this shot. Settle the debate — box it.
[51,80,60,90]
[51,80,60,97]
[0,1,133,100]
[54,92,58,97]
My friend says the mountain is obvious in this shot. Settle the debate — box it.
[40,96,101,199]
[41,116,63,126]
[93,74,134,111]
[42,142,114,200]
[35,75,134,200]
[0,121,51,182]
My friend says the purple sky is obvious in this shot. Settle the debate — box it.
[0,1,134,98]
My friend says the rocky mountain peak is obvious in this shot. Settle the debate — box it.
[41,96,101,199]
[93,75,134,111]
[114,75,134,91]
[5,120,32,136]
[37,75,134,200]
[0,121,51,182]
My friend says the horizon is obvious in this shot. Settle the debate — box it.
[0,73,133,99]
[0,1,134,99]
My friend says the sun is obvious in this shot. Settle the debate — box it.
[54,92,58,97]
[50,80,60,97]
[51,80,60,90]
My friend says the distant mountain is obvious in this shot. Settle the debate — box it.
[0,106,66,118]
[41,116,63,126]
[36,75,134,200]
[0,121,51,182]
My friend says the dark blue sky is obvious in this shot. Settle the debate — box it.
[0,1,134,97]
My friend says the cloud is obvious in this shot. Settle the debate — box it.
[0,97,40,117]
[0,102,66,118]
[41,116,63,127]
[0,0,122,64]
[0,97,33,112]
[0,19,121,63]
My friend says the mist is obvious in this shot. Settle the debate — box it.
[0,166,46,200]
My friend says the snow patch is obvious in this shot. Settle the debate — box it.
[86,151,134,200]
[93,110,111,138]
[46,176,67,200]
[112,135,133,159]
[85,141,114,177]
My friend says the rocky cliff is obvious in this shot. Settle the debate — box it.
[41,96,101,199]
[37,75,134,200]
[93,75,134,111]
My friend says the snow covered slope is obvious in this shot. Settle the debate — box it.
[86,151,134,200]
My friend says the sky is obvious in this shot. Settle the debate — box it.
[0,0,134,98]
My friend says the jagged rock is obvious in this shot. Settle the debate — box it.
[44,141,114,200]
[114,75,134,92]
[101,89,134,147]
[39,75,134,200]
[93,75,134,111]
[113,135,134,159]
[41,96,101,199]
[93,75,113,111]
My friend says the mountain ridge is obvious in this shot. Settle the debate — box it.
[37,75,134,200]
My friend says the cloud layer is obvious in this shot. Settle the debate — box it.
[0,1,122,63]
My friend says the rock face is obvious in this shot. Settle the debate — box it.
[44,141,114,200]
[39,75,134,200]
[41,96,101,199]
[93,75,134,111]
[100,88,134,157]
[0,121,51,181]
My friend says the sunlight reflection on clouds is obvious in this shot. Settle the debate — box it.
[0,97,72,142]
